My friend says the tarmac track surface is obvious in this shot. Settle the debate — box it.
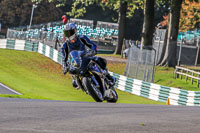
[0,98,200,133]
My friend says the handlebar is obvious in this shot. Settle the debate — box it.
[85,49,97,57]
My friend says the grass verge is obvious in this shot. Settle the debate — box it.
[154,67,200,91]
[0,49,164,104]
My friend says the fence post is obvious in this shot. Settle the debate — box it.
[174,66,178,79]
[195,38,200,66]
[143,51,148,81]
[151,48,156,83]
[156,36,161,64]
[32,42,34,51]
[191,72,194,85]
[186,70,188,81]
[177,35,183,66]
[181,69,183,79]
[177,66,180,79]
[121,39,126,58]
[174,69,177,79]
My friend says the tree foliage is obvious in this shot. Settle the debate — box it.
[0,0,63,28]
[179,0,200,31]
[0,0,32,27]
[63,0,144,19]
[32,0,63,24]
[159,0,200,32]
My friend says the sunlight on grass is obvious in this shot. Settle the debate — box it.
[154,67,200,91]
[3,49,200,103]
[97,54,122,58]
[0,49,164,104]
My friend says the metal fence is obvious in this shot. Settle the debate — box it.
[153,29,200,66]
[70,18,94,28]
[11,21,63,31]
[154,29,200,44]
[7,25,119,48]
[154,29,166,41]
[124,42,156,83]
[8,18,119,42]
[7,29,62,42]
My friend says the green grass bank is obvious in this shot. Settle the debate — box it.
[0,49,164,104]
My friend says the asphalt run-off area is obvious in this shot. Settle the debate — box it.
[0,98,200,133]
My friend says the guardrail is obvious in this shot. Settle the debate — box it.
[174,66,200,87]
[1,39,200,106]
[109,72,200,106]
[0,39,39,51]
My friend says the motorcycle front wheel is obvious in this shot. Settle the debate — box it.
[82,77,103,102]
[106,87,118,103]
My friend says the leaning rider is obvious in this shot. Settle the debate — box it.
[61,23,115,89]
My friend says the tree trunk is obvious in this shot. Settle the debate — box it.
[156,13,170,65]
[159,0,183,67]
[141,0,154,47]
[114,1,127,55]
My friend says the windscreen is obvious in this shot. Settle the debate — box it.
[69,51,83,68]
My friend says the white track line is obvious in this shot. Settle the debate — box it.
[0,83,22,95]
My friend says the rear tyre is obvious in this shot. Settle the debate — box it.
[82,77,103,102]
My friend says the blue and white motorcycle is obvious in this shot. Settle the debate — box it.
[67,50,118,103]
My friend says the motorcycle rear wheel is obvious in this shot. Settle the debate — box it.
[82,77,103,102]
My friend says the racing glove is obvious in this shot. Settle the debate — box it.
[86,49,97,57]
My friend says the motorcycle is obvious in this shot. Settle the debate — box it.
[67,50,118,103]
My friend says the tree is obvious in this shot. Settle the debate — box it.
[114,1,127,54]
[141,0,155,47]
[159,0,183,67]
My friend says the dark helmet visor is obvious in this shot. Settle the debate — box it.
[63,29,75,38]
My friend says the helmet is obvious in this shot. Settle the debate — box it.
[63,23,77,40]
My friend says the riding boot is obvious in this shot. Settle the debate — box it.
[72,76,80,90]
[104,69,116,87]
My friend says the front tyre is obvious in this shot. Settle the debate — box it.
[106,88,118,103]
[82,77,103,102]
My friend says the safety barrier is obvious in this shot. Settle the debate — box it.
[109,72,200,106]
[1,39,200,106]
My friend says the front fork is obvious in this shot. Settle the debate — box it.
[87,62,116,99]
[88,64,107,92]
[90,70,113,99]
[72,76,88,93]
